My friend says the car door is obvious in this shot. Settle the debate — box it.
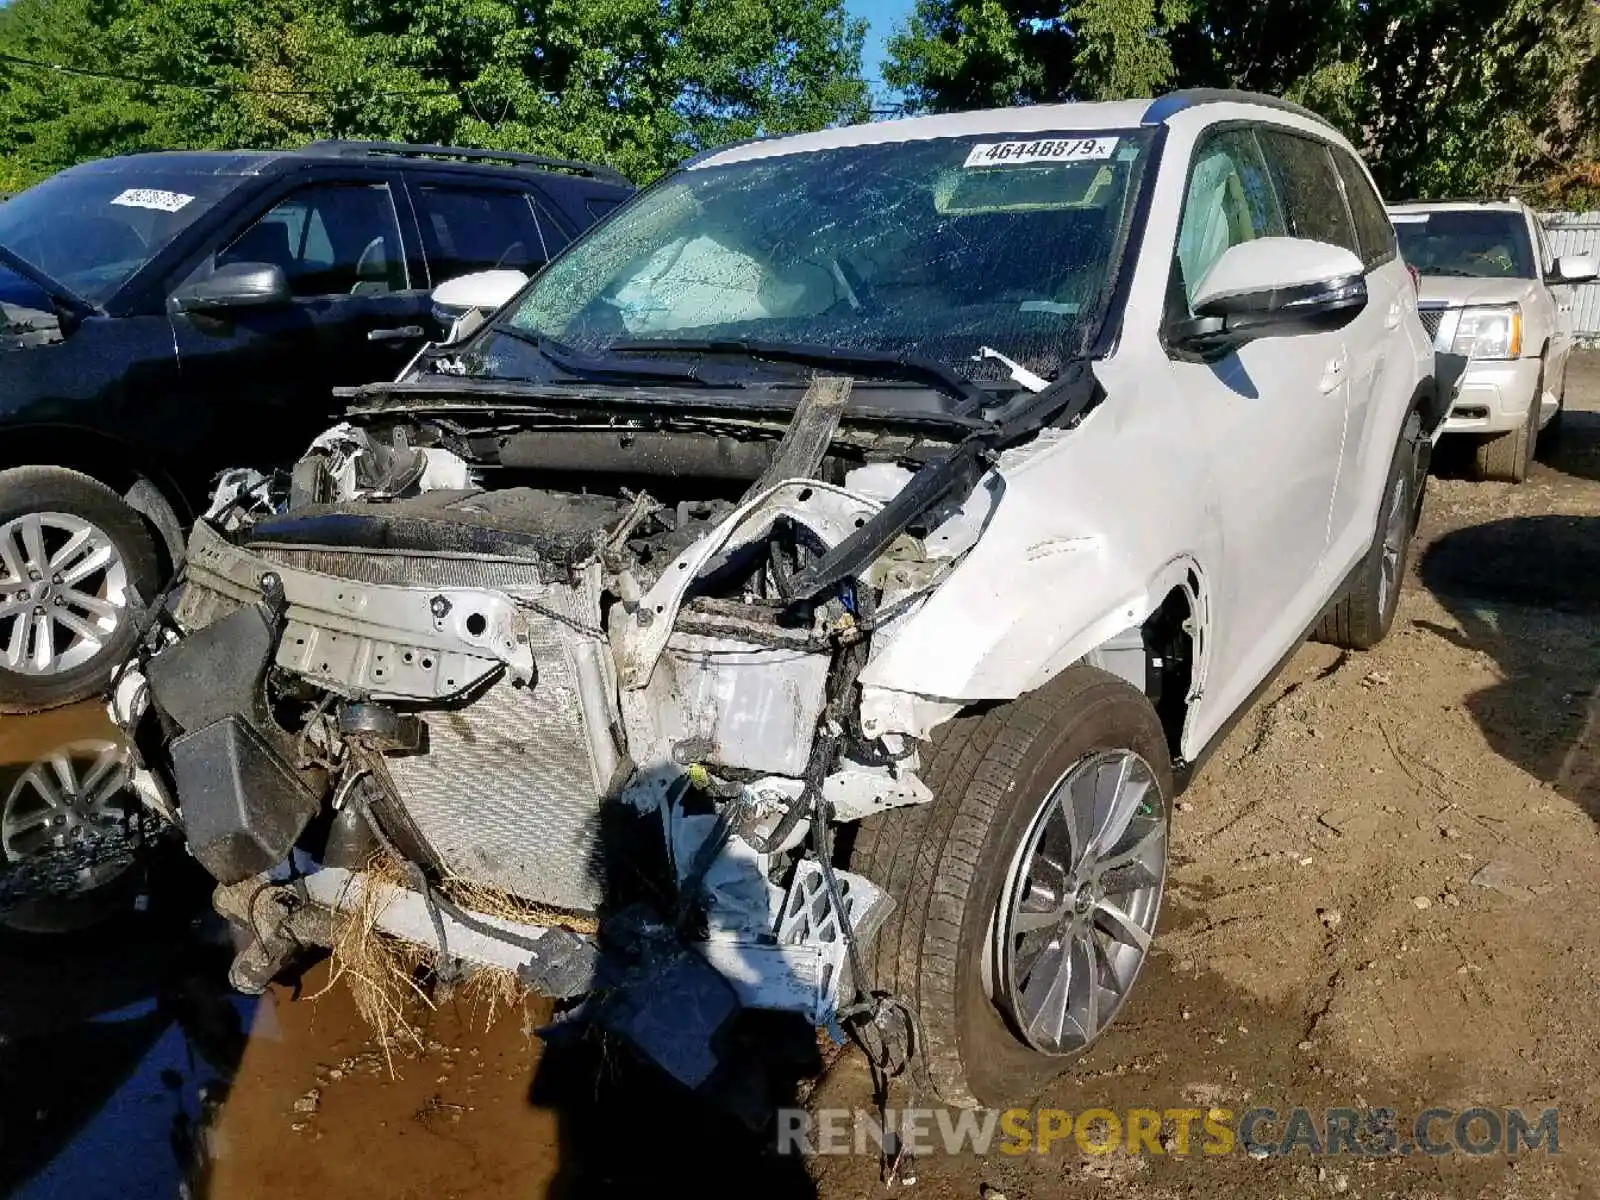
[1535,214,1576,387]
[168,176,431,468]
[1162,124,1351,693]
[407,177,572,289]
[1284,134,1399,563]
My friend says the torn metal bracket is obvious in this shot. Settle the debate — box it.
[742,374,852,499]
[614,479,883,689]
[775,862,894,1017]
[821,764,932,823]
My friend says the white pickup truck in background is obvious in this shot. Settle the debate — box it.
[1390,198,1598,482]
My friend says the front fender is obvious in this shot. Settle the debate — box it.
[857,410,1212,714]
[861,541,1204,702]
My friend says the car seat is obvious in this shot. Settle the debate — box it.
[351,236,394,295]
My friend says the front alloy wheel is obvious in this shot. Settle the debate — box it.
[0,466,161,714]
[0,512,133,676]
[992,750,1166,1055]
[850,665,1174,1108]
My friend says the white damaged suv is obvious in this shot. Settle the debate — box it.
[113,90,1447,1109]
[1390,198,1597,482]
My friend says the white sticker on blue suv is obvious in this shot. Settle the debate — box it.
[962,138,1120,168]
[109,188,196,213]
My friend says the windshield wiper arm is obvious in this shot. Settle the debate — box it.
[0,243,96,318]
[489,325,728,387]
[607,337,993,414]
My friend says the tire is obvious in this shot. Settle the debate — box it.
[1313,412,1421,651]
[850,665,1173,1109]
[1471,364,1540,483]
[0,466,161,714]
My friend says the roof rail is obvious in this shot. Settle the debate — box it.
[301,140,629,186]
[1391,196,1514,206]
[1142,88,1327,129]
[679,134,775,170]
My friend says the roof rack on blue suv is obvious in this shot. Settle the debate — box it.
[302,140,629,185]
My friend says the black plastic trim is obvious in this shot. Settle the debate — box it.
[782,435,991,599]
[1088,123,1169,360]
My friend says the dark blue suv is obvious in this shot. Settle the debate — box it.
[0,141,631,711]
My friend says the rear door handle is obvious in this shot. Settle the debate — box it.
[1385,300,1403,329]
[368,325,424,342]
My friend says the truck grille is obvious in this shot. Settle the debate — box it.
[1418,307,1446,341]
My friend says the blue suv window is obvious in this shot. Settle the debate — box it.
[216,183,407,297]
[413,185,555,281]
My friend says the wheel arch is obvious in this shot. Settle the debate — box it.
[0,425,191,571]
[1074,571,1204,766]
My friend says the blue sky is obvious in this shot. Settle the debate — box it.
[845,0,914,97]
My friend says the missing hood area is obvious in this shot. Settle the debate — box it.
[112,369,1093,1115]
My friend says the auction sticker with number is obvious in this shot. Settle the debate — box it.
[109,188,196,213]
[962,138,1119,168]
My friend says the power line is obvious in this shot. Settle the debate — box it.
[0,49,453,99]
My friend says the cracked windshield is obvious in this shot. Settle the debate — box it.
[503,131,1155,386]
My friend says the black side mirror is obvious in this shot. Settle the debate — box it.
[170,262,292,313]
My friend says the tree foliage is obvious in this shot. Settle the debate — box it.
[0,0,868,191]
[885,0,1600,202]
[882,0,1188,111]
[3,0,1594,204]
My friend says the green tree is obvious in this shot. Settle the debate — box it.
[884,0,1600,201]
[0,0,158,192]
[883,0,1187,110]
[0,0,868,191]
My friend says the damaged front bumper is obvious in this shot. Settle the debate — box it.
[111,448,986,1082]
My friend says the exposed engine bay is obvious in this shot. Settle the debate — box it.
[111,364,1178,1093]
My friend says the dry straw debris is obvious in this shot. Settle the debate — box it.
[310,853,598,1070]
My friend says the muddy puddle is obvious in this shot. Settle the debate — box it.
[0,704,811,1199]
[0,704,239,1199]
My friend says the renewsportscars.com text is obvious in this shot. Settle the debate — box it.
[776,1106,1560,1158]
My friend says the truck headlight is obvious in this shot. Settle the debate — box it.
[1451,305,1522,360]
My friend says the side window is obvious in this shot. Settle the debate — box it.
[1256,130,1360,255]
[1332,151,1396,270]
[217,183,406,297]
[413,185,552,280]
[586,196,624,221]
[1173,127,1286,307]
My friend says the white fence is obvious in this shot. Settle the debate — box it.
[1543,211,1600,343]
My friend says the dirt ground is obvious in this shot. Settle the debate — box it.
[5,355,1600,1200]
